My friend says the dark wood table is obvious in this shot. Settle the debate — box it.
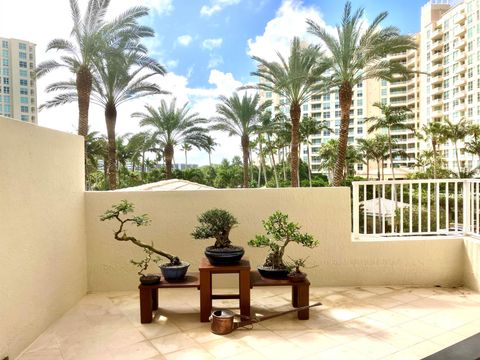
[138,274,199,324]
[250,271,311,320]
[199,258,251,322]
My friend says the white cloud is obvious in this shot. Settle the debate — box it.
[202,38,223,50]
[200,0,241,16]
[208,55,224,69]
[177,35,193,46]
[247,0,335,61]
[138,0,174,16]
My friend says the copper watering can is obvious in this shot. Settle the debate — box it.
[210,302,322,335]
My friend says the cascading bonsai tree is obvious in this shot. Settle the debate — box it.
[101,200,189,280]
[191,208,245,265]
[248,211,318,278]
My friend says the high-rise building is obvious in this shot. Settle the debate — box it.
[0,38,37,123]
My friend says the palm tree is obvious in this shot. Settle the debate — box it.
[126,131,155,178]
[444,118,470,178]
[211,92,270,187]
[42,46,166,189]
[180,143,193,167]
[365,103,413,180]
[299,115,331,187]
[357,138,376,180]
[37,1,153,137]
[85,130,107,190]
[250,37,327,187]
[203,136,218,167]
[465,124,480,165]
[257,111,282,187]
[307,2,417,186]
[417,121,447,179]
[134,99,209,179]
[370,134,390,180]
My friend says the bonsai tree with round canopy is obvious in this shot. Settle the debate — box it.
[191,208,244,265]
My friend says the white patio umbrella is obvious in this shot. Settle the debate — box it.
[360,197,409,217]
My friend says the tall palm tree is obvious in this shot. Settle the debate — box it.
[370,134,391,180]
[211,92,270,187]
[180,142,193,167]
[126,131,155,178]
[299,115,331,187]
[417,121,447,179]
[365,103,413,180]
[134,99,209,179]
[465,124,480,166]
[307,2,417,186]
[42,46,166,189]
[203,136,218,167]
[444,118,470,178]
[250,37,327,187]
[256,111,282,187]
[37,0,153,137]
[85,130,107,190]
[357,137,377,180]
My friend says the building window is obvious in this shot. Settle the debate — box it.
[1,49,8,58]
[20,87,28,95]
[19,69,27,77]
[19,52,27,59]
[357,109,363,116]
[302,104,308,111]
[21,115,28,121]
[20,96,28,104]
[19,61,27,68]
[2,41,8,49]
[20,79,28,86]
[265,91,272,98]
[3,78,8,85]
[2,59,8,66]
[20,105,28,113]
[3,86,9,94]
[381,88,387,96]
[19,43,26,50]
[2,68,8,76]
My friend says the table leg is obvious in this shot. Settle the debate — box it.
[239,269,251,318]
[292,286,299,307]
[200,270,212,322]
[152,288,158,311]
[295,283,309,320]
[139,286,153,324]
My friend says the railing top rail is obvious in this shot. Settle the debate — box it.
[353,179,480,186]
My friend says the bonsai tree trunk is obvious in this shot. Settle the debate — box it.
[332,83,353,186]
[290,103,301,187]
[241,134,249,188]
[105,102,117,190]
[164,143,174,179]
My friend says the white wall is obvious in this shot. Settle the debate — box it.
[85,188,465,292]
[464,237,480,291]
[0,117,87,360]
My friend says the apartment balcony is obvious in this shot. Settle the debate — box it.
[456,52,466,62]
[430,63,443,75]
[431,108,444,118]
[455,39,466,50]
[431,98,443,107]
[431,40,443,51]
[431,51,444,63]
[389,81,407,89]
[454,103,466,112]
[430,75,442,86]
[454,11,466,25]
[389,51,407,60]
[454,26,466,37]
[431,27,443,40]
[390,99,407,107]
[431,86,443,96]
[455,77,467,87]
[454,64,466,74]
[454,90,466,99]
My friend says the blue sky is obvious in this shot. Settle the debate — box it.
[1,0,431,165]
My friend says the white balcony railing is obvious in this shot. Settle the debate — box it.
[352,179,480,239]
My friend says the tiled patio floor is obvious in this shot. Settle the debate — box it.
[18,286,480,360]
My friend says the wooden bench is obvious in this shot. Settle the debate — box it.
[250,271,311,320]
[138,273,199,324]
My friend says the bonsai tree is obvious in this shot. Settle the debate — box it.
[100,200,181,266]
[288,257,308,274]
[191,208,239,248]
[248,211,318,270]
[131,248,156,277]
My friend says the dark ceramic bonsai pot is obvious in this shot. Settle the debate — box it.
[204,246,244,265]
[159,262,190,281]
[139,274,161,285]
[287,272,307,283]
[257,266,290,279]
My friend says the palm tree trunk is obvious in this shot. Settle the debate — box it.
[164,143,174,179]
[76,65,92,138]
[454,141,461,177]
[208,151,212,166]
[249,149,254,184]
[290,103,301,187]
[267,135,279,187]
[105,102,117,190]
[381,159,385,180]
[366,162,370,180]
[388,129,396,181]
[432,141,437,179]
[307,141,312,187]
[141,151,146,180]
[281,148,286,181]
[377,159,381,180]
[241,135,249,188]
[333,83,353,186]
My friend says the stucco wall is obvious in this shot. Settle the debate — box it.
[0,117,87,360]
[464,237,480,291]
[86,188,464,292]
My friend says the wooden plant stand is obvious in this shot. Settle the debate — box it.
[138,274,199,324]
[199,258,251,322]
[250,271,311,320]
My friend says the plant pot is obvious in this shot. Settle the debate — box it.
[287,272,307,283]
[159,262,190,281]
[139,274,161,285]
[205,246,244,265]
[257,266,289,279]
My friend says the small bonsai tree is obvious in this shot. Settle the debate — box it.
[191,208,239,248]
[131,248,156,276]
[248,211,318,269]
[100,200,181,266]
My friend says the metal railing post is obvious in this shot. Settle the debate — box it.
[463,179,470,236]
[352,182,359,240]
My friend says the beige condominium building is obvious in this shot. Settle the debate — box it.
[0,38,37,123]
[420,0,478,172]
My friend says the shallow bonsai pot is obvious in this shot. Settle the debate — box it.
[205,246,244,265]
[287,272,307,283]
[139,274,161,285]
[159,262,190,281]
[257,266,289,279]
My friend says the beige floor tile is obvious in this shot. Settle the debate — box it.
[429,331,471,348]
[347,335,398,359]
[202,337,253,359]
[364,296,403,309]
[419,311,471,331]
[235,330,284,350]
[224,349,267,359]
[314,344,370,360]
[303,313,339,329]
[403,340,445,358]
[397,319,447,339]
[320,306,362,322]
[17,349,64,360]
[24,331,60,352]
[365,309,411,327]
[342,288,377,300]
[452,319,480,337]
[164,345,215,360]
[389,291,421,303]
[255,340,310,360]
[370,326,424,349]
[288,331,340,352]
[110,341,159,360]
[321,323,368,343]
[184,324,224,343]
[150,333,197,355]
[360,286,396,295]
[137,322,181,340]
[345,315,390,334]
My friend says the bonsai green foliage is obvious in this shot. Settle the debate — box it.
[100,200,181,266]
[131,248,157,276]
[287,257,308,274]
[191,209,239,248]
[248,212,318,269]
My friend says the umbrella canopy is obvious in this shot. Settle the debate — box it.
[360,197,409,217]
